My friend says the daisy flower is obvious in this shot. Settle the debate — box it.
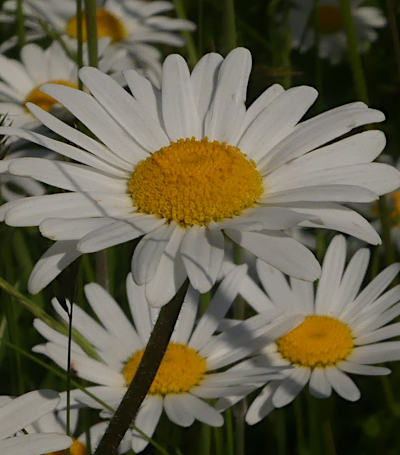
[1,0,195,81]
[218,235,400,424]
[0,390,72,454]
[32,266,296,453]
[290,0,386,64]
[0,39,129,129]
[0,48,399,305]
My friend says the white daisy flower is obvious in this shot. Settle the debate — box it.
[0,48,399,304]
[218,235,400,424]
[1,0,195,81]
[32,266,295,453]
[0,390,72,454]
[0,39,129,129]
[290,0,386,64]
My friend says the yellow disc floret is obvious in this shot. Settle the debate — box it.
[276,315,354,368]
[25,80,78,112]
[66,8,127,42]
[316,5,344,34]
[46,438,88,455]
[123,343,207,395]
[128,138,264,227]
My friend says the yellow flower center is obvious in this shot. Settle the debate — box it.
[374,190,400,226]
[316,5,344,34]
[46,438,88,455]
[66,8,127,42]
[122,343,207,395]
[276,315,354,368]
[25,80,78,112]
[128,138,264,227]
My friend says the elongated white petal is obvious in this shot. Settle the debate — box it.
[28,241,81,294]
[164,394,195,427]
[180,227,224,293]
[325,366,360,401]
[0,434,72,455]
[309,368,332,398]
[79,66,168,151]
[355,323,400,345]
[131,396,163,453]
[337,361,390,376]
[272,367,310,407]
[162,54,201,140]
[0,390,59,439]
[348,342,400,364]
[225,230,321,281]
[246,383,279,425]
[40,217,113,241]
[171,285,199,344]
[182,394,223,426]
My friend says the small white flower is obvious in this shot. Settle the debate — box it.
[218,235,400,424]
[33,266,291,453]
[0,48,398,305]
[290,0,386,64]
[0,390,72,454]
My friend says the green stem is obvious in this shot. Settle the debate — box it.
[225,409,235,455]
[94,280,189,455]
[16,0,25,49]
[76,0,84,89]
[321,399,337,455]
[66,302,74,437]
[173,0,198,68]
[222,0,237,54]
[386,0,400,80]
[84,0,98,67]
[96,250,109,290]
[38,19,76,61]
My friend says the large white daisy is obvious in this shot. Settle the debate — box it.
[290,0,386,64]
[0,390,72,454]
[1,0,195,82]
[218,235,400,424]
[32,266,296,453]
[0,48,399,304]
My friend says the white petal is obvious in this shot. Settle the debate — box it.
[162,54,201,140]
[272,367,310,407]
[28,241,81,294]
[337,361,390,376]
[84,283,143,351]
[8,158,127,193]
[164,394,195,427]
[132,224,175,285]
[308,368,332,398]
[238,86,317,161]
[348,342,400,364]
[40,217,113,241]
[79,66,168,152]
[131,396,163,453]
[182,394,223,426]
[355,323,400,345]
[77,215,163,253]
[0,390,59,439]
[324,366,360,401]
[225,229,321,281]
[171,285,199,344]
[190,53,223,134]
[0,434,72,455]
[144,225,187,306]
[126,273,153,345]
[180,227,224,293]
[189,264,247,351]
[245,383,279,425]
[204,48,251,144]
[315,235,346,314]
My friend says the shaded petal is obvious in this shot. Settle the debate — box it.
[324,366,360,401]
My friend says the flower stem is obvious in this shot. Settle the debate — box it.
[76,0,84,89]
[173,0,198,68]
[94,280,189,455]
[16,0,25,49]
[222,0,237,54]
[84,0,98,67]
[386,0,400,80]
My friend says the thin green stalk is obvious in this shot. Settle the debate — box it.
[280,0,292,89]
[386,0,400,80]
[38,19,76,61]
[66,302,74,439]
[294,398,307,455]
[0,276,99,359]
[321,399,337,455]
[173,0,198,68]
[76,0,84,89]
[213,426,224,455]
[197,423,211,455]
[94,280,189,455]
[197,0,204,57]
[276,410,286,455]
[16,0,26,49]
[222,0,237,54]
[225,409,234,455]
[84,0,98,67]
[96,250,109,290]
[306,394,321,455]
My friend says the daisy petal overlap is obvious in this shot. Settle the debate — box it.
[1,47,399,304]
[33,267,285,453]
